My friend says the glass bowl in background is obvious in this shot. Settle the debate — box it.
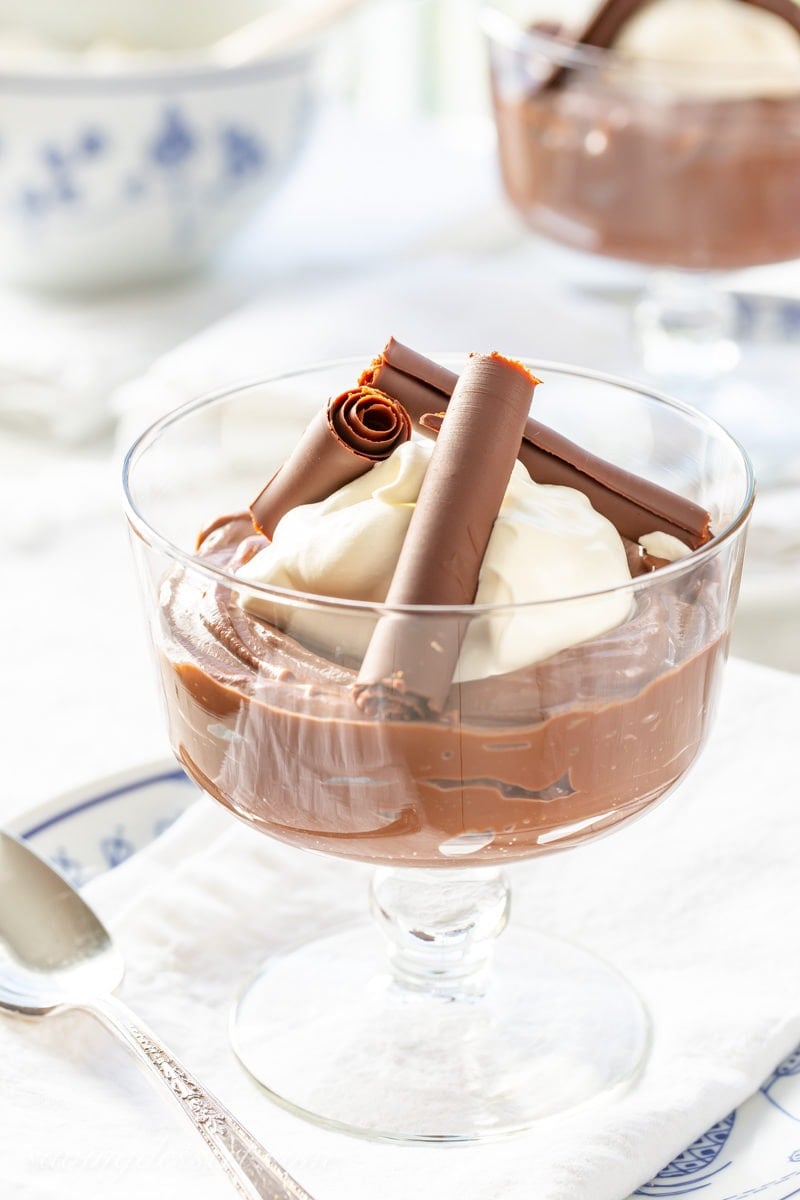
[482,2,800,478]
[123,357,753,1142]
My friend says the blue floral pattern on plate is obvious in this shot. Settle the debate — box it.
[10,762,198,887]
[763,1050,800,1123]
[636,1114,735,1196]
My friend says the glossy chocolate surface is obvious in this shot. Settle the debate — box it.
[160,515,727,867]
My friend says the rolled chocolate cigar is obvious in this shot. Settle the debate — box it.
[354,353,538,720]
[421,414,673,579]
[363,338,712,548]
[250,385,411,539]
[568,0,647,51]
[513,0,646,93]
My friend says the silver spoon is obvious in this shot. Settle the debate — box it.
[0,830,314,1200]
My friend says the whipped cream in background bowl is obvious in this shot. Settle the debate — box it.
[122,351,754,1142]
[0,0,323,291]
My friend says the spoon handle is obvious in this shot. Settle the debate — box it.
[83,994,315,1200]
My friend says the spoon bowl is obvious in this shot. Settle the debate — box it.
[0,829,314,1200]
[0,831,123,1014]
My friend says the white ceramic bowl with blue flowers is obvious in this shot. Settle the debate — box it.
[0,0,318,291]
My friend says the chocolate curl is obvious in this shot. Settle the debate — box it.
[250,386,411,539]
[364,338,712,549]
[354,354,538,720]
[567,0,647,52]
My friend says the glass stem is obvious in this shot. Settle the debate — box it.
[633,268,740,379]
[370,866,510,999]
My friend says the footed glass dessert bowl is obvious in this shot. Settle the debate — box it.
[123,354,753,1143]
[483,0,800,417]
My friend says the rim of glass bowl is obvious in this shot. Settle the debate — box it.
[480,2,800,88]
[121,355,755,620]
[0,38,310,90]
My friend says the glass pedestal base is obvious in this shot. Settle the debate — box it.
[230,922,650,1143]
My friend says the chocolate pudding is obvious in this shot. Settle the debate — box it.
[487,2,800,270]
[160,513,726,867]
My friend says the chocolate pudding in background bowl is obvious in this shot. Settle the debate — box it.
[484,0,800,272]
[123,350,753,1142]
[482,0,800,386]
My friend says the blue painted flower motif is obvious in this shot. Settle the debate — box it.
[150,107,196,168]
[17,127,110,218]
[50,847,85,888]
[100,827,135,869]
[21,188,46,216]
[152,812,183,838]
[772,1048,800,1080]
[80,129,107,158]
[635,1113,735,1196]
[124,174,146,199]
[220,126,265,179]
[762,1045,800,1121]
[781,303,800,339]
[55,180,78,205]
[43,143,68,171]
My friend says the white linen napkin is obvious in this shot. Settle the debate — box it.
[3,656,800,1200]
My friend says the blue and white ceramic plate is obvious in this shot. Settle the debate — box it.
[8,762,800,1198]
[8,759,200,889]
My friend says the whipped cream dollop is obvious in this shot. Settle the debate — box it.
[236,439,634,682]
[639,530,692,562]
[613,0,800,97]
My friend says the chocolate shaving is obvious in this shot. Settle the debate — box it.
[354,353,538,720]
[363,338,712,549]
[569,0,646,52]
[197,509,252,551]
[250,385,411,539]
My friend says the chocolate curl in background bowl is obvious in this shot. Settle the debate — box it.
[250,385,411,539]
[364,338,712,549]
[354,354,538,720]
[554,0,644,53]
